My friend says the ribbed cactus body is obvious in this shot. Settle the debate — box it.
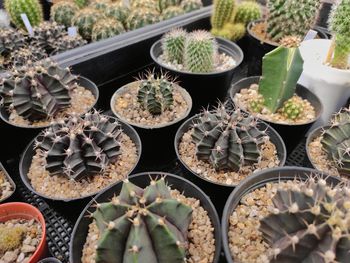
[75,0,89,8]
[159,0,179,12]
[105,2,130,27]
[31,22,66,53]
[90,0,112,11]
[131,0,160,12]
[162,6,185,20]
[92,18,125,41]
[126,9,160,30]
[4,0,43,30]
[51,35,87,55]
[234,1,261,26]
[280,97,304,120]
[212,22,246,41]
[72,8,104,40]
[180,0,203,13]
[93,178,192,263]
[162,28,187,64]
[7,46,47,68]
[51,1,79,28]
[0,29,26,57]
[211,0,235,29]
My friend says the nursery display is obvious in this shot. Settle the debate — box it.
[0,163,15,203]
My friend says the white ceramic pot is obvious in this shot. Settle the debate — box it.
[299,39,350,127]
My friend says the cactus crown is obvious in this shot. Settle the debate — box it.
[260,175,350,262]
[162,28,187,64]
[92,18,125,41]
[234,1,261,26]
[51,1,80,28]
[280,97,304,120]
[162,6,185,20]
[6,46,47,68]
[0,29,26,57]
[93,177,193,263]
[51,35,87,55]
[31,21,66,53]
[191,104,268,171]
[104,2,130,26]
[35,110,122,181]
[90,0,112,11]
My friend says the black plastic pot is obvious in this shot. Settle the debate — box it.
[221,166,341,263]
[111,81,192,169]
[230,76,323,153]
[0,76,99,163]
[174,111,287,216]
[305,126,327,170]
[150,37,244,114]
[19,118,141,202]
[70,172,222,263]
[246,20,329,76]
[38,257,62,263]
[0,162,16,203]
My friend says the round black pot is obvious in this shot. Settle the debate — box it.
[230,76,323,154]
[246,20,329,76]
[0,162,16,203]
[150,37,244,114]
[305,126,326,170]
[38,258,62,263]
[222,166,341,263]
[70,172,222,263]
[174,112,287,216]
[0,76,99,162]
[19,119,142,203]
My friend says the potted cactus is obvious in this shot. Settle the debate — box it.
[70,172,221,263]
[19,110,141,201]
[111,71,192,167]
[151,28,243,113]
[0,163,15,203]
[231,45,323,153]
[221,166,344,263]
[174,102,286,215]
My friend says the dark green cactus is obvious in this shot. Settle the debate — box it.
[31,21,66,53]
[75,0,89,8]
[51,1,79,28]
[161,28,187,64]
[260,176,350,262]
[249,96,264,113]
[0,28,27,57]
[92,177,192,263]
[6,46,47,68]
[51,35,87,55]
[90,0,112,11]
[137,73,174,115]
[34,110,122,181]
[104,2,130,27]
[191,104,268,171]
[281,97,304,120]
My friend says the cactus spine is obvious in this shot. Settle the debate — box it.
[51,35,87,55]
[211,0,235,30]
[90,0,112,11]
[234,1,261,26]
[104,2,130,27]
[162,6,185,20]
[161,28,187,64]
[180,0,203,13]
[92,18,125,41]
[72,8,104,40]
[126,9,160,30]
[7,46,47,68]
[159,0,179,12]
[51,1,79,28]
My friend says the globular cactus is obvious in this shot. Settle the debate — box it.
[184,30,218,73]
[4,0,43,30]
[51,1,80,28]
[0,9,10,29]
[51,35,87,55]
[31,21,66,53]
[104,2,130,27]
[280,97,304,120]
[259,46,304,113]
[211,0,235,30]
[191,104,268,171]
[6,46,47,68]
[161,28,187,64]
[126,9,160,30]
[159,0,179,12]
[75,0,90,8]
[131,0,160,12]
[260,176,350,262]
[180,0,203,13]
[0,29,27,57]
[92,177,192,263]
[89,0,112,11]
[249,96,264,113]
[137,73,174,115]
[92,18,125,41]
[34,111,122,181]
[162,6,185,20]
[0,59,77,122]
[321,108,350,176]
[72,8,105,40]
[211,22,246,42]
[234,1,261,26]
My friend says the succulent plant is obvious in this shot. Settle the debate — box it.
[162,6,185,20]
[126,9,160,30]
[72,8,105,40]
[6,46,47,68]
[280,97,304,120]
[34,111,122,180]
[212,22,246,41]
[75,0,90,8]
[4,0,43,30]
[131,0,160,12]
[0,59,77,122]
[211,0,235,30]
[249,96,264,113]
[51,1,80,28]
[51,35,87,55]
[90,0,112,11]
[137,73,174,115]
[191,104,268,171]
[31,21,66,53]
[0,9,10,29]
[92,18,125,41]
[180,0,203,13]
[260,176,350,262]
[321,108,350,176]
[0,226,26,254]
[234,1,261,26]
[92,177,192,263]
[0,28,27,57]
[159,0,179,12]
[161,28,187,64]
[104,2,130,27]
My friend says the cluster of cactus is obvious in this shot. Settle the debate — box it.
[248,96,264,113]
[0,59,77,122]
[51,1,80,28]
[280,97,304,120]
[51,35,87,55]
[137,73,174,115]
[34,111,122,180]
[92,18,125,41]
[162,6,186,20]
[321,108,350,176]
[105,2,130,28]
[72,8,105,40]
[92,177,192,263]
[0,225,26,254]
[191,104,268,171]
[260,175,350,262]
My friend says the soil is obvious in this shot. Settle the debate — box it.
[27,133,138,199]
[112,82,190,127]
[81,189,215,263]
[250,21,279,46]
[178,128,280,186]
[0,171,14,202]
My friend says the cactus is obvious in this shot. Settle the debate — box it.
[162,6,185,20]
[266,0,321,42]
[0,29,27,57]
[259,176,350,262]
[280,97,304,120]
[92,177,192,263]
[75,0,90,8]
[4,0,43,30]
[184,30,217,73]
[321,108,350,176]
[234,1,261,26]
[51,1,79,28]
[0,226,26,254]
[72,8,105,40]
[90,0,112,11]
[104,2,130,27]
[92,18,125,41]
[137,73,174,115]
[259,46,304,113]
[126,9,160,30]
[180,0,203,13]
[34,110,122,180]
[191,104,268,171]
[159,0,179,12]
[249,96,264,113]
[211,22,246,41]
[31,21,66,53]
[6,46,47,68]
[211,0,235,30]
[51,35,87,55]
[279,35,301,48]
[0,59,76,122]
[131,0,160,12]
[161,28,187,64]
[0,9,10,29]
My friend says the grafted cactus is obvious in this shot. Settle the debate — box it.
[35,111,122,181]
[51,35,87,55]
[31,21,66,53]
[92,177,192,263]
[161,28,187,64]
[191,104,268,171]
[260,176,350,262]
[0,29,26,57]
[280,97,304,120]
[7,46,47,68]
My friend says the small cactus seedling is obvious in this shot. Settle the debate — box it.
[260,176,350,262]
[72,8,105,40]
[234,1,261,26]
[191,104,268,171]
[211,0,235,30]
[249,96,264,113]
[161,28,187,64]
[51,35,87,55]
[35,110,122,181]
[90,0,112,11]
[92,177,192,263]
[159,0,179,12]
[91,18,125,41]
[180,0,203,12]
[0,29,26,57]
[162,6,185,20]
[31,21,66,53]
[51,1,80,28]
[280,97,304,120]
[126,9,160,30]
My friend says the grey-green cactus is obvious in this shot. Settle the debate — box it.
[280,97,304,120]
[0,28,26,57]
[191,104,268,171]
[180,0,203,13]
[104,2,130,27]
[162,6,185,20]
[131,0,160,12]
[161,28,187,64]
[126,9,160,30]
[92,177,192,263]
[234,1,261,26]
[210,0,235,30]
[51,1,79,28]
[31,21,66,53]
[260,176,350,262]
[72,8,105,40]
[51,35,87,55]
[92,18,125,41]
[6,46,47,68]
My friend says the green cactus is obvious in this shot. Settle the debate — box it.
[90,0,112,11]
[104,2,130,27]
[72,8,104,40]
[4,0,43,30]
[0,226,26,254]
[0,28,27,57]
[180,0,203,13]
[92,18,125,41]
[137,73,174,115]
[162,6,185,20]
[279,35,302,48]
[249,96,264,113]
[126,9,160,30]
[234,1,261,26]
[280,97,304,120]
[211,22,246,41]
[192,104,267,171]
[51,35,87,55]
[211,0,235,30]
[75,0,90,8]
[51,1,79,28]
[161,28,187,64]
[131,0,160,12]
[92,177,192,263]
[259,46,304,113]
[159,0,179,12]
[260,176,350,262]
